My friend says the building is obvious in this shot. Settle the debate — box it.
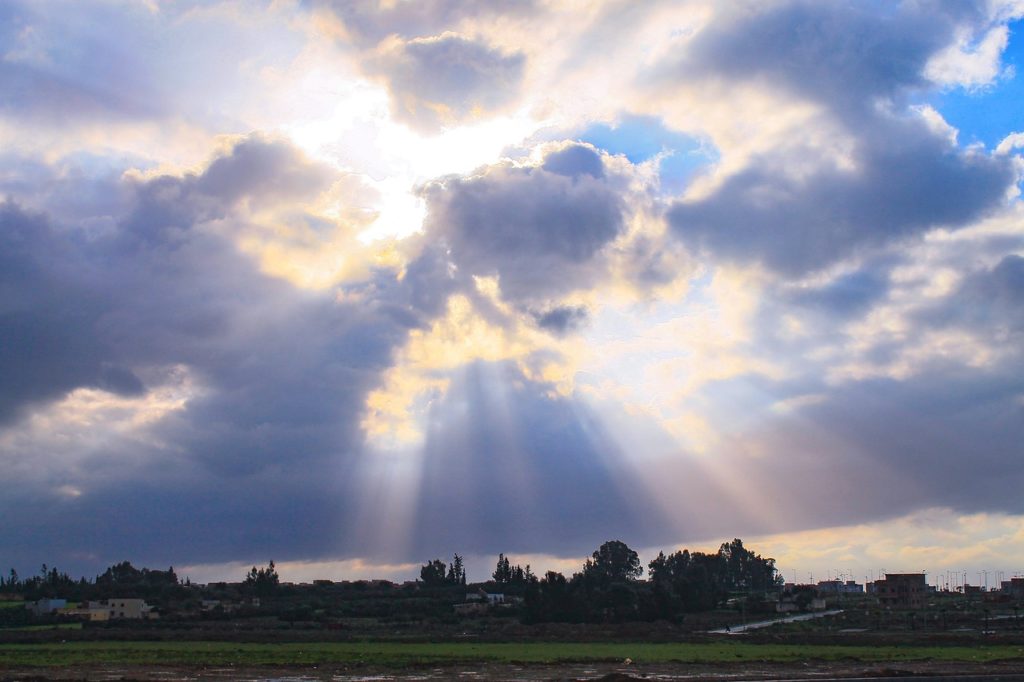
[816,580,864,594]
[26,598,67,616]
[87,598,157,620]
[454,591,516,615]
[873,573,927,609]
[1001,578,1024,597]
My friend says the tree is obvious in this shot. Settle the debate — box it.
[420,559,448,586]
[584,540,642,585]
[717,538,782,592]
[244,561,279,595]
[447,554,466,585]
[492,554,536,586]
[493,554,512,584]
[524,571,581,623]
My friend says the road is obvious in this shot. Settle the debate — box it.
[709,608,844,634]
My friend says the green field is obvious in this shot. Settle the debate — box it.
[3,641,1024,668]
[2,623,82,632]
[0,602,23,610]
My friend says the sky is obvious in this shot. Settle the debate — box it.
[2,0,1024,589]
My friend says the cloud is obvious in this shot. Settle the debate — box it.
[532,305,589,334]
[751,507,1024,581]
[0,2,163,124]
[371,33,525,133]
[308,0,534,45]
[726,368,1024,530]
[0,136,437,571]
[419,143,627,307]
[659,2,1018,275]
[0,0,308,162]
[785,266,893,317]
[308,1,536,133]
[926,24,1011,90]
[918,253,1024,334]
[664,236,1024,535]
[0,201,139,425]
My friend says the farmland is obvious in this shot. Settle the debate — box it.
[4,639,1024,668]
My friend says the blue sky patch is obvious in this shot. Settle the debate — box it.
[577,115,718,193]
[931,19,1024,150]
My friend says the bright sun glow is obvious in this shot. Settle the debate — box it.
[282,73,545,240]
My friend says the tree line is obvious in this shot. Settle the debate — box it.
[1,561,184,602]
[416,538,782,623]
[519,538,781,623]
[0,560,285,602]
[6,538,781,624]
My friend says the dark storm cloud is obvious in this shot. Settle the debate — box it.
[420,143,625,306]
[0,202,138,425]
[661,1,1018,275]
[410,361,670,557]
[372,34,525,133]
[0,136,438,572]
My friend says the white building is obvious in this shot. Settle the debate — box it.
[90,598,157,620]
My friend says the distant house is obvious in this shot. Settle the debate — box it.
[873,573,927,609]
[26,598,67,616]
[77,598,157,620]
[29,598,150,622]
[1001,578,1024,597]
[816,580,864,594]
[454,590,514,615]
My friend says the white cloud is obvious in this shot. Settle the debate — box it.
[926,24,1010,90]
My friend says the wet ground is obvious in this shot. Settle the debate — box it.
[6,660,1024,681]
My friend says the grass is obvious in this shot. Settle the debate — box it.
[2,641,1024,668]
[1,623,82,632]
[0,602,23,610]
